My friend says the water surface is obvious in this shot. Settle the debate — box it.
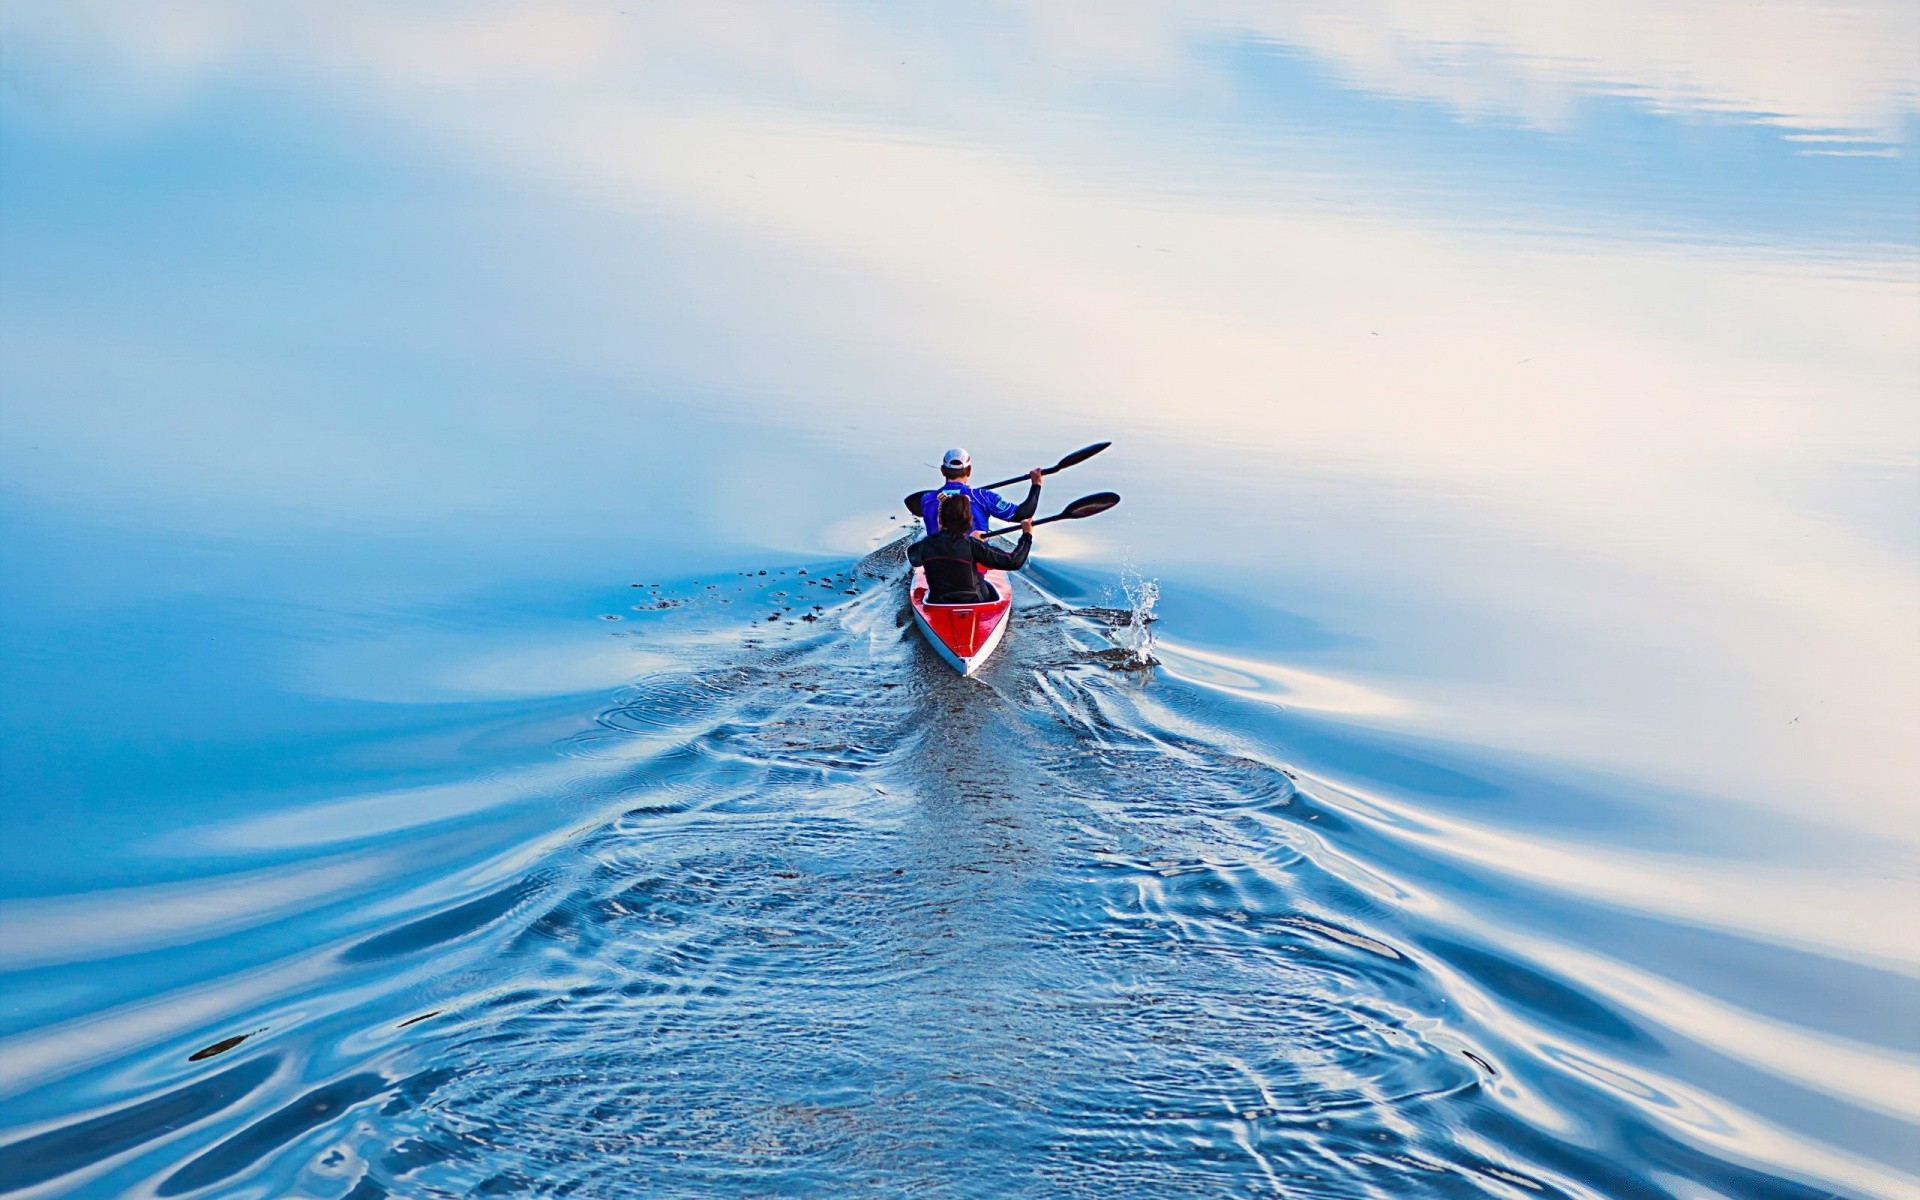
[2,3,1917,1197]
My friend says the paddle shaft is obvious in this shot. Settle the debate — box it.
[979,511,1072,540]
[904,441,1110,515]
[979,440,1110,492]
[981,492,1119,539]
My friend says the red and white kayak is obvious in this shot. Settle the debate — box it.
[909,566,1012,676]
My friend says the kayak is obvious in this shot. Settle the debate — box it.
[909,566,1012,676]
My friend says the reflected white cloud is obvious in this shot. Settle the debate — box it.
[1155,638,1414,717]
[4,1,1917,832]
[0,855,386,970]
[305,633,676,704]
[13,0,1918,137]
[206,761,584,850]
[1183,0,1920,138]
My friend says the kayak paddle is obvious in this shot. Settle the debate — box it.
[902,441,1112,516]
[982,491,1119,538]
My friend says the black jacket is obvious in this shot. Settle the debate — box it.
[907,530,1032,603]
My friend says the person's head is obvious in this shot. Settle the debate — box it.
[940,446,972,481]
[938,491,973,533]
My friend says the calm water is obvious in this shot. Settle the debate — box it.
[3,3,1917,1197]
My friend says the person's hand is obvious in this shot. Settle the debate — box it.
[1028,467,1044,486]
[1020,519,1034,535]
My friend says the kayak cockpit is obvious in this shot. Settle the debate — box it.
[909,567,1013,675]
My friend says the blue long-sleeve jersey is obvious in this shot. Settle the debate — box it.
[920,481,1037,535]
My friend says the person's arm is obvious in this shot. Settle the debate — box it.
[977,487,1020,523]
[971,526,1032,571]
[1011,466,1043,522]
[906,538,929,568]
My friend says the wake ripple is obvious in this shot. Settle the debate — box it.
[0,552,1902,1199]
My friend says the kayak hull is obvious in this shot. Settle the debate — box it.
[909,567,1012,676]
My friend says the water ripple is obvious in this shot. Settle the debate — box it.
[0,558,1906,1198]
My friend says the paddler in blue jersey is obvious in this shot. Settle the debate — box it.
[920,447,1044,536]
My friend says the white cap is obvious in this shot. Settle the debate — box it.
[941,447,971,470]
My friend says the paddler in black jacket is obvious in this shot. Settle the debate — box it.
[908,491,1035,603]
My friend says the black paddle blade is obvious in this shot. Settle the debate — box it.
[903,491,929,515]
[1051,441,1112,472]
[1059,491,1120,520]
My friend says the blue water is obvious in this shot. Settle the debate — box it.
[3,3,1917,1198]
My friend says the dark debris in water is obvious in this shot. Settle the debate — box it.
[1074,605,1158,629]
[855,536,910,579]
[187,1031,259,1062]
[1088,646,1159,671]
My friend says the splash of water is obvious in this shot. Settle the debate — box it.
[1114,568,1159,667]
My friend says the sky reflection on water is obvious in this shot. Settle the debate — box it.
[10,0,1914,832]
[2,2,1917,1198]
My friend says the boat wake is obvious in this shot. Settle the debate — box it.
[0,543,1907,1199]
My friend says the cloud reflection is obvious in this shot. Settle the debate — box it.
[16,0,1919,138]
[4,1,1917,830]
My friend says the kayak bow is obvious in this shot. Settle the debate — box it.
[909,567,1012,676]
